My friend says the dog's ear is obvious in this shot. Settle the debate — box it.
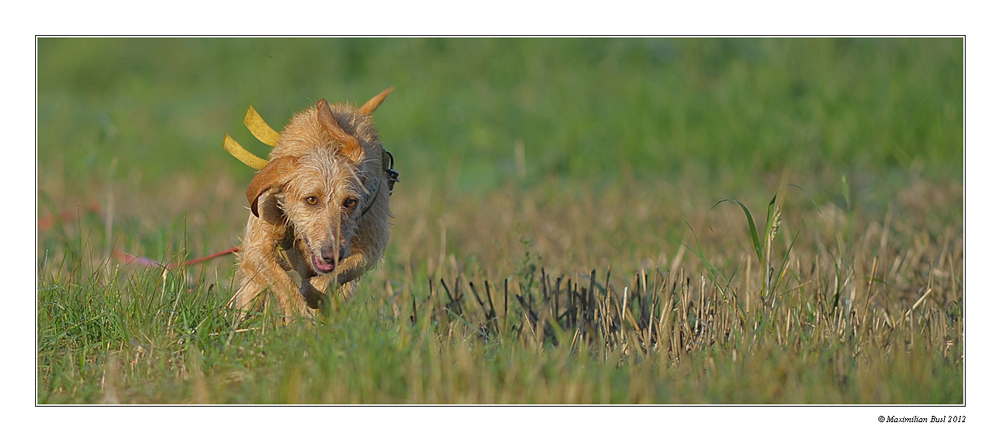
[246,156,299,217]
[317,99,363,162]
[359,87,394,115]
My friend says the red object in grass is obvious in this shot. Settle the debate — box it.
[113,247,240,269]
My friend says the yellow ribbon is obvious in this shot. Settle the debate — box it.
[223,105,280,170]
[223,134,269,170]
[244,106,280,147]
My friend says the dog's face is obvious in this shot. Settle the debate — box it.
[278,151,371,275]
[244,96,389,276]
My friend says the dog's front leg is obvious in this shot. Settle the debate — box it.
[296,253,368,309]
[334,253,370,290]
[237,254,312,320]
[291,251,370,307]
[235,218,312,320]
[300,277,331,307]
[280,244,328,309]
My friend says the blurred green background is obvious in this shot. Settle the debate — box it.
[38,37,962,206]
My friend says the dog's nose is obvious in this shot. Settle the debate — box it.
[321,243,351,264]
[320,243,339,264]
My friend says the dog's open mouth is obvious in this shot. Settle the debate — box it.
[312,255,335,273]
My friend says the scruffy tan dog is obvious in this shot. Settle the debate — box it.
[228,89,398,320]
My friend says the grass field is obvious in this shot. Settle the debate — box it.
[36,38,963,404]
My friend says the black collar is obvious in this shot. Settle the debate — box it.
[359,150,399,217]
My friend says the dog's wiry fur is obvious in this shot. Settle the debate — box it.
[229,90,393,320]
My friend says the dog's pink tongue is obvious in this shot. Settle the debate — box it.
[314,256,335,273]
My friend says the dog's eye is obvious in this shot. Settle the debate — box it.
[305,196,319,205]
[343,197,358,209]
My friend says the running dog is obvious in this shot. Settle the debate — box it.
[227,89,398,320]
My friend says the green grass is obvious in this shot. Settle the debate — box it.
[37,38,963,404]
